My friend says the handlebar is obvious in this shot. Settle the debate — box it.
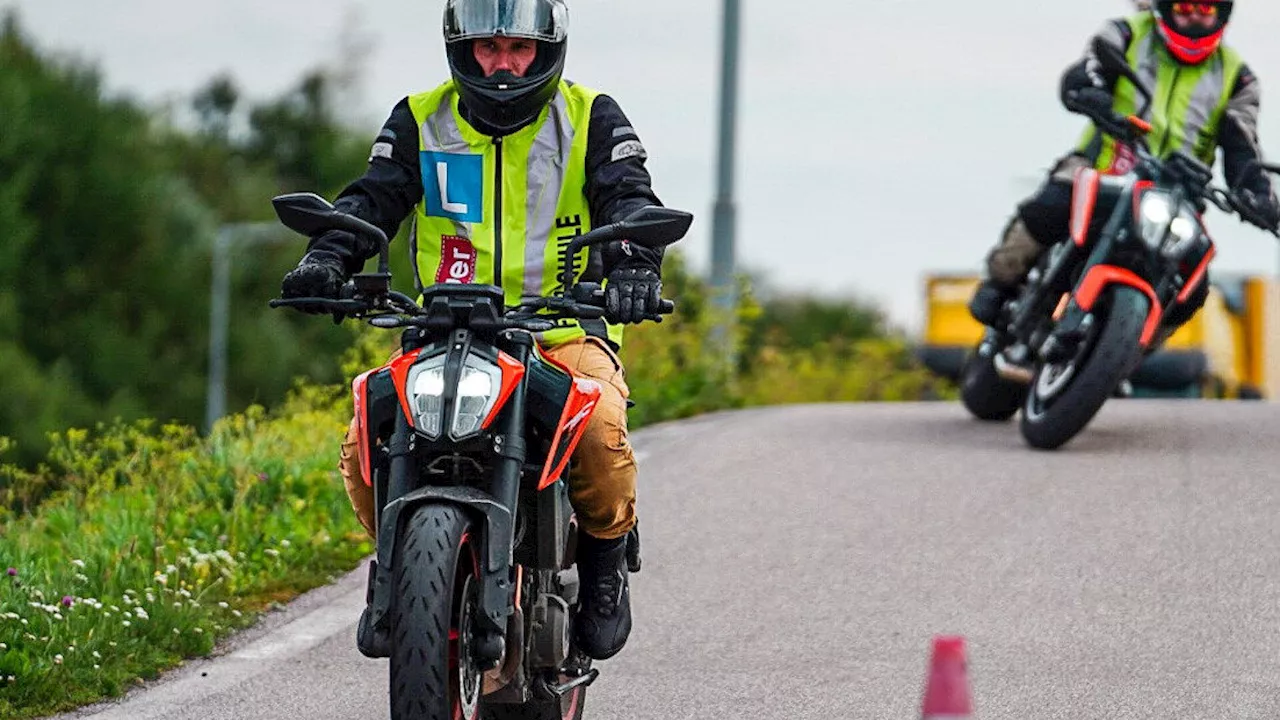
[270,284,677,330]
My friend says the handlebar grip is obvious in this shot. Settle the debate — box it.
[657,299,675,314]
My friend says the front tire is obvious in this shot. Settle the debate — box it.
[1020,286,1149,450]
[390,504,481,720]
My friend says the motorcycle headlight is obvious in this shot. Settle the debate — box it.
[406,354,447,438]
[1138,190,1202,255]
[1138,190,1174,248]
[451,354,504,439]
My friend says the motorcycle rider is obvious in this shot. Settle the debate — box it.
[279,0,669,662]
[969,1,1280,336]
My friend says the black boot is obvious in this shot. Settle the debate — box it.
[574,533,631,660]
[968,279,1016,327]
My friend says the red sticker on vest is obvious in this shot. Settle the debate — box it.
[436,235,476,284]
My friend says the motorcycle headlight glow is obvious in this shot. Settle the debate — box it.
[406,354,447,438]
[1138,191,1174,248]
[451,354,504,439]
[1138,190,1201,255]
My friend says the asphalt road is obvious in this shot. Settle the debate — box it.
[58,401,1280,719]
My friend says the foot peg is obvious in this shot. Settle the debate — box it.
[550,668,599,696]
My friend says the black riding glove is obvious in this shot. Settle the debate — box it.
[604,267,661,324]
[281,250,347,314]
[1068,88,1132,140]
[1237,188,1280,232]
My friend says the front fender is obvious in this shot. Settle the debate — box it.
[1073,265,1163,346]
[369,486,515,635]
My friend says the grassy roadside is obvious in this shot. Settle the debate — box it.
[0,387,373,719]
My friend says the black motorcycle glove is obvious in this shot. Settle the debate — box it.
[1237,188,1280,232]
[281,250,347,314]
[1068,88,1132,140]
[604,267,661,324]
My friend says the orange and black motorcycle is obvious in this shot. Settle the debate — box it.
[960,37,1280,449]
[269,193,690,720]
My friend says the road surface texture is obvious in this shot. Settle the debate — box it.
[57,401,1280,719]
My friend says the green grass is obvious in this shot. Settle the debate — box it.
[0,388,373,718]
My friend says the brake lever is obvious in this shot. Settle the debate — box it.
[268,297,369,313]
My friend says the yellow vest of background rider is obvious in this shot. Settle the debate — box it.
[1078,13,1243,173]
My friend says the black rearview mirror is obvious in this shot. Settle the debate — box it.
[272,192,341,237]
[1090,36,1153,118]
[615,206,694,249]
[1091,36,1129,76]
[271,191,392,283]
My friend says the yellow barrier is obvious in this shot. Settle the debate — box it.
[920,273,1273,400]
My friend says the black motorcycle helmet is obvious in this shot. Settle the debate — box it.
[443,0,569,135]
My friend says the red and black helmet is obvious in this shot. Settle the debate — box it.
[1152,1,1234,64]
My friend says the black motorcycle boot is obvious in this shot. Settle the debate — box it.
[574,532,632,660]
[968,279,1016,327]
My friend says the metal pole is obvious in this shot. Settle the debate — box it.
[206,227,232,432]
[710,0,742,362]
[205,222,293,433]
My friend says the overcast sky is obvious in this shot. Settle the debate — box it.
[7,0,1280,334]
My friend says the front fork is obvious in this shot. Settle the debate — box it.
[1006,232,1119,367]
[361,333,533,667]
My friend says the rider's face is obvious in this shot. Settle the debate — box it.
[1170,3,1220,31]
[472,37,538,77]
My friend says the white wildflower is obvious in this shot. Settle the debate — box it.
[71,559,86,569]
[122,620,131,627]
[54,654,63,665]
[217,602,229,609]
